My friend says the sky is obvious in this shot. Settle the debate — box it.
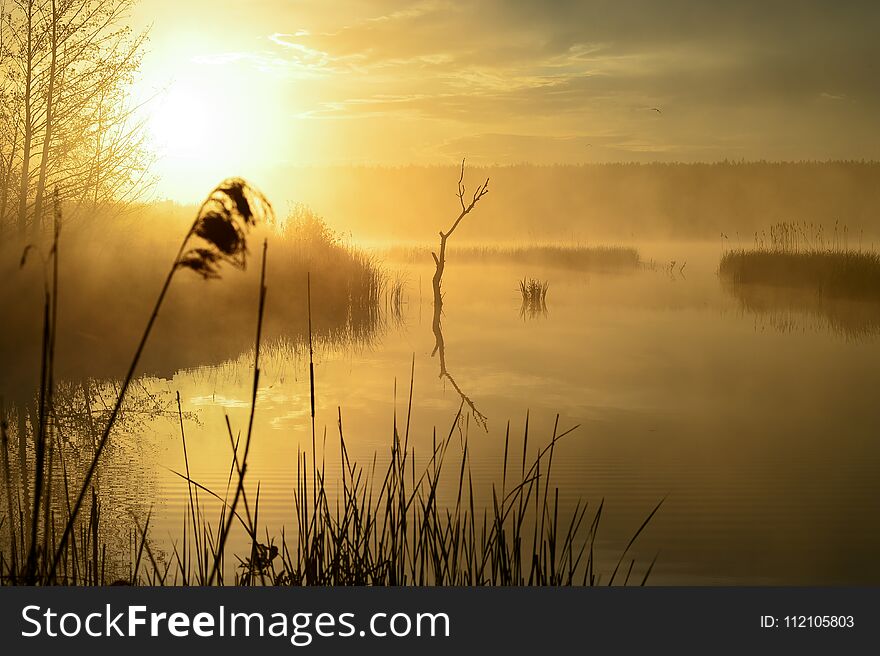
[128,0,880,202]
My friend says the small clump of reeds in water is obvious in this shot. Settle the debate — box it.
[719,220,880,301]
[519,277,549,318]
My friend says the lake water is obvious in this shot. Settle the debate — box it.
[103,241,880,584]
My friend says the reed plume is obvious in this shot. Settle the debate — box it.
[177,178,272,278]
[48,178,272,581]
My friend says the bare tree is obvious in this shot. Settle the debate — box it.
[13,0,37,234]
[431,158,490,314]
[29,0,55,228]
[0,0,151,234]
[430,159,490,430]
[0,1,22,232]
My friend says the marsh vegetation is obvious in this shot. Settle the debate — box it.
[720,222,880,301]
[396,243,641,272]
[519,278,549,319]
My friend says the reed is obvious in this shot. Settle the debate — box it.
[519,277,549,319]
[160,390,662,586]
[2,345,663,586]
[719,222,880,301]
[280,205,388,312]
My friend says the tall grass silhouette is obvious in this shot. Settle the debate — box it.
[128,381,663,585]
[276,205,399,346]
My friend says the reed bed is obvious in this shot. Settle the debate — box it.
[165,396,661,586]
[719,221,880,301]
[0,202,402,393]
[1,394,661,586]
[267,205,406,353]
[280,205,389,318]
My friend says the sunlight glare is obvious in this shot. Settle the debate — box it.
[149,85,220,157]
[138,62,287,202]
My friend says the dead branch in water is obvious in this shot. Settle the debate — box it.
[431,159,490,311]
[430,159,490,430]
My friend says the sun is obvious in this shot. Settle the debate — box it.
[133,57,291,202]
[148,85,222,158]
[139,69,271,201]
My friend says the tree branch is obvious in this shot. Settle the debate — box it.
[443,158,489,239]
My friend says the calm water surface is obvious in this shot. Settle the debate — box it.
[128,242,880,584]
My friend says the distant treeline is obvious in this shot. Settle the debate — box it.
[275,161,880,242]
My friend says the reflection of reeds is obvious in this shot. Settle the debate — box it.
[387,271,406,320]
[3,331,663,586]
[519,277,549,319]
[722,280,880,341]
[720,222,880,339]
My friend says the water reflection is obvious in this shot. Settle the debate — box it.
[722,280,880,340]
[0,380,167,582]
[519,299,548,320]
[145,250,879,585]
[432,301,488,431]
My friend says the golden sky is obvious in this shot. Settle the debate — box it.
[129,0,880,202]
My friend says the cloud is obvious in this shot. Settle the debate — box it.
[179,0,880,162]
[432,131,740,164]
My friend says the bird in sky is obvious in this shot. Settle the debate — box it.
[650,107,662,114]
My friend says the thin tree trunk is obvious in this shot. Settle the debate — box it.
[0,120,21,229]
[91,91,105,205]
[32,0,58,232]
[430,161,488,317]
[431,233,447,317]
[16,0,35,235]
